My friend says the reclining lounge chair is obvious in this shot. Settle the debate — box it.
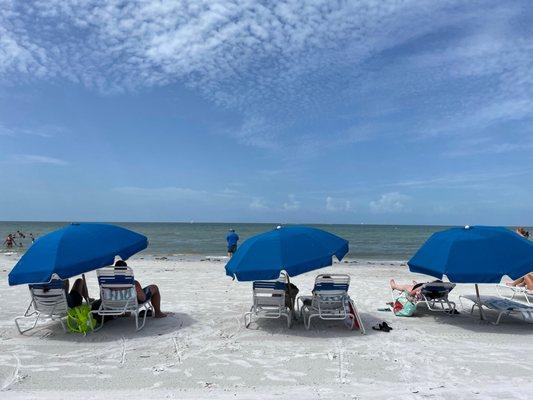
[243,280,293,328]
[92,266,154,331]
[15,278,69,334]
[299,274,365,333]
[459,294,533,325]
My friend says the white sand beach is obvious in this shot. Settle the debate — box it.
[0,253,531,400]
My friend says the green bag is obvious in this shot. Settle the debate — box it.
[393,291,417,317]
[66,304,97,335]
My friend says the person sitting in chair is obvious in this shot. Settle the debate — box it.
[114,260,167,318]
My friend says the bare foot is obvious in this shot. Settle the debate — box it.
[155,312,168,318]
[389,279,396,289]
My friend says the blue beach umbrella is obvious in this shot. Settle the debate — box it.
[408,225,533,319]
[408,226,533,283]
[225,226,349,281]
[8,223,148,286]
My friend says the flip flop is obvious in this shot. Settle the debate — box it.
[372,322,393,332]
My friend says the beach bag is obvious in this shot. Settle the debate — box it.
[66,304,97,335]
[393,291,416,317]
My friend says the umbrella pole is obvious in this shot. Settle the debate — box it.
[475,284,484,320]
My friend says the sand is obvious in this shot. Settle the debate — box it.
[0,253,531,399]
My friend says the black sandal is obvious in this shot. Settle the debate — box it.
[372,322,393,332]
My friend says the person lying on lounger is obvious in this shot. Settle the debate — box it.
[114,260,167,318]
[389,279,430,297]
[505,273,533,290]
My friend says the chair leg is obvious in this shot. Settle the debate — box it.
[15,313,40,335]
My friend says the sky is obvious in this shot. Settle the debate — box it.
[0,0,532,225]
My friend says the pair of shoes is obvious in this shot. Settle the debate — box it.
[372,322,393,332]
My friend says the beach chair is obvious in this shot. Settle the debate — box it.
[14,278,69,334]
[299,274,365,333]
[391,281,456,314]
[459,294,533,325]
[496,284,532,306]
[243,280,293,328]
[92,266,154,331]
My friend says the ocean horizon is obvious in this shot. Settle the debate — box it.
[2,221,530,261]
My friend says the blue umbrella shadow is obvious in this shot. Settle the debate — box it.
[24,312,196,342]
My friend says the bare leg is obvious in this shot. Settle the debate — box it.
[135,282,166,317]
[390,279,415,292]
[135,281,145,302]
[507,277,525,287]
[524,274,533,291]
[71,278,88,298]
[147,285,166,318]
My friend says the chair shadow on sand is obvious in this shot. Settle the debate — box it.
[23,312,196,343]
[243,311,387,338]
[413,307,533,336]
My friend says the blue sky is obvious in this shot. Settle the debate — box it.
[0,0,532,225]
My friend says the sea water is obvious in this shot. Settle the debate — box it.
[1,222,529,261]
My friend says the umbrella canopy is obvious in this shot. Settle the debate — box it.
[9,223,148,286]
[408,225,533,283]
[225,226,349,281]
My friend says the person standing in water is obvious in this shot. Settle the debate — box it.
[226,229,239,257]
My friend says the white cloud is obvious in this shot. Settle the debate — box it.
[326,196,352,212]
[0,1,531,152]
[369,192,411,213]
[10,154,68,165]
[282,194,300,211]
[249,197,268,211]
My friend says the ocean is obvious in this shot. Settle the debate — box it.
[1,222,530,261]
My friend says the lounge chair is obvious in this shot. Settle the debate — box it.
[91,266,154,331]
[15,278,69,334]
[496,284,532,306]
[459,294,533,325]
[391,281,457,314]
[299,274,365,333]
[243,280,293,328]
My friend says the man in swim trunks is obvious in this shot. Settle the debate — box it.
[226,229,239,257]
[114,260,167,318]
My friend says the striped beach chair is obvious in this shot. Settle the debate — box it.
[300,274,365,333]
[243,280,293,328]
[15,278,69,334]
[92,266,154,331]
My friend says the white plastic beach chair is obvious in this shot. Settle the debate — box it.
[459,294,533,325]
[244,280,293,328]
[15,278,69,334]
[496,284,533,306]
[391,281,456,314]
[299,274,365,333]
[92,266,154,331]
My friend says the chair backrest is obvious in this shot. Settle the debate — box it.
[29,279,68,316]
[311,274,350,310]
[421,282,455,299]
[97,266,138,308]
[252,281,286,308]
[313,274,350,294]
